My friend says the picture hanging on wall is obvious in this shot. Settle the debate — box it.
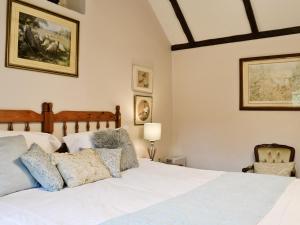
[132,65,153,93]
[6,0,79,77]
[240,53,300,110]
[134,95,153,125]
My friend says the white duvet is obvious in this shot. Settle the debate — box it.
[0,159,300,225]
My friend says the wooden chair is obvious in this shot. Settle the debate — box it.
[242,144,296,177]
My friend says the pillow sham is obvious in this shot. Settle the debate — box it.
[93,128,139,171]
[254,162,295,177]
[63,131,94,153]
[21,143,64,192]
[0,135,38,197]
[0,131,61,153]
[94,148,122,178]
[52,149,111,188]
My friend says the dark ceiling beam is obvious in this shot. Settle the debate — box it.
[169,0,195,43]
[171,26,300,51]
[242,0,259,33]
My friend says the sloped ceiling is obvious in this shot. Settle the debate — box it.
[148,0,300,50]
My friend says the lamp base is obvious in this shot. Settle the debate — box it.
[147,141,157,161]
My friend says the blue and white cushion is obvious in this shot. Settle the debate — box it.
[95,148,122,178]
[21,143,64,192]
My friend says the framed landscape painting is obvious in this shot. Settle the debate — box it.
[132,65,153,93]
[240,53,300,110]
[134,95,153,125]
[6,0,79,77]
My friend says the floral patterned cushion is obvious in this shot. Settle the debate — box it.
[254,162,295,177]
[94,148,122,178]
[93,128,139,171]
[21,143,64,192]
[52,149,111,188]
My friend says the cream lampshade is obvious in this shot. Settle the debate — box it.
[144,123,161,141]
[144,123,161,161]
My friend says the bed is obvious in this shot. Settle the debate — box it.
[0,103,299,225]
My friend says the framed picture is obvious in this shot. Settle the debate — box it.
[134,95,153,125]
[132,65,153,93]
[6,0,79,77]
[240,53,300,110]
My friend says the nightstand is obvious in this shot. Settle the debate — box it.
[164,156,186,166]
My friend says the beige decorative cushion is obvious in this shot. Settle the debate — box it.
[52,149,111,188]
[254,162,295,177]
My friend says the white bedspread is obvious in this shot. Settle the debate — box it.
[0,159,299,225]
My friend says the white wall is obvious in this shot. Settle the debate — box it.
[172,34,300,174]
[0,0,173,159]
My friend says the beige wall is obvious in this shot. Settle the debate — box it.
[0,0,172,159]
[172,34,300,175]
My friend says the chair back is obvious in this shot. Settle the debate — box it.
[254,144,295,163]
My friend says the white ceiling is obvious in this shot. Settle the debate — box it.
[148,0,300,45]
[178,0,251,40]
[251,0,300,31]
[149,0,188,44]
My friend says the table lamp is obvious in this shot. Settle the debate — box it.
[144,123,161,161]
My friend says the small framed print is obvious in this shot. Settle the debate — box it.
[132,65,153,93]
[134,95,152,125]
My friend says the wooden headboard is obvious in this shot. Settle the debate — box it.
[0,108,43,131]
[0,102,121,135]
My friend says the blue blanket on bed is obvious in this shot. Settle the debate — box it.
[100,173,293,225]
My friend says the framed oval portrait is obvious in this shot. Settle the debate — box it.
[134,95,153,125]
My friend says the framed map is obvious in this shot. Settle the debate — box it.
[240,53,300,110]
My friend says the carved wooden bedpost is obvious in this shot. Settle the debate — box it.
[42,102,54,134]
[115,105,121,128]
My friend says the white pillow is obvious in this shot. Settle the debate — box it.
[63,132,94,153]
[0,131,61,153]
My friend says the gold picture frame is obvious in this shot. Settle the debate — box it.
[134,95,153,125]
[240,53,300,110]
[6,0,79,77]
[132,65,153,93]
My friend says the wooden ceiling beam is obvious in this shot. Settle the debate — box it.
[169,0,195,43]
[242,0,259,33]
[171,26,300,51]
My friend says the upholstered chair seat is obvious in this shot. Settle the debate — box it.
[242,144,296,177]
